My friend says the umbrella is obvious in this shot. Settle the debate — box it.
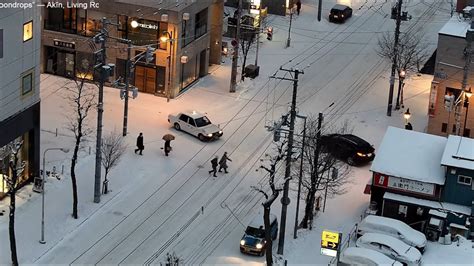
[162,134,175,141]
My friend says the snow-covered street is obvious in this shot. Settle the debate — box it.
[1,0,471,265]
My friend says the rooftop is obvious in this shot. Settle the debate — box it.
[441,135,474,170]
[439,13,472,38]
[370,127,447,185]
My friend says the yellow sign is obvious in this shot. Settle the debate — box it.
[321,230,340,251]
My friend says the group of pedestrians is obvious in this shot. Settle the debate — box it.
[134,133,233,177]
[209,152,232,177]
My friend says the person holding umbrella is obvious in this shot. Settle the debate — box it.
[162,133,175,156]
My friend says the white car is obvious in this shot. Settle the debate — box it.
[339,247,403,266]
[356,233,422,265]
[168,111,223,141]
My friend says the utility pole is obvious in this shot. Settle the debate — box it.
[387,0,403,116]
[293,114,306,239]
[271,67,304,255]
[230,0,243,93]
[255,6,261,67]
[123,40,132,136]
[93,19,107,203]
[286,9,293,48]
[317,0,323,21]
[455,26,474,135]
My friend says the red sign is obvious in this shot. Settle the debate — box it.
[374,173,388,187]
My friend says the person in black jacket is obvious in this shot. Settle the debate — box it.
[218,152,232,173]
[208,156,219,177]
[296,0,302,15]
[135,133,144,155]
[164,140,171,156]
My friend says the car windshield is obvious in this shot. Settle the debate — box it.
[245,226,265,238]
[195,116,212,127]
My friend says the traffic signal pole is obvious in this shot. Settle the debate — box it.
[230,0,242,93]
[387,0,403,116]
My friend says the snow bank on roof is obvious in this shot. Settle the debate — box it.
[429,209,448,218]
[341,247,402,265]
[439,15,472,38]
[384,192,472,215]
[370,127,446,185]
[449,223,468,230]
[441,136,474,170]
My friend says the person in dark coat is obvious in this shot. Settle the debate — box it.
[405,122,413,130]
[135,133,144,155]
[296,0,302,15]
[164,140,171,156]
[209,156,219,177]
[218,152,232,173]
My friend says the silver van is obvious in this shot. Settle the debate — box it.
[357,215,427,253]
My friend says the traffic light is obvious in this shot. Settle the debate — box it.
[145,46,156,63]
[266,27,273,41]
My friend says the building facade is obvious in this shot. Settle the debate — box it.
[0,1,41,198]
[41,0,223,98]
[427,13,474,137]
[369,127,473,239]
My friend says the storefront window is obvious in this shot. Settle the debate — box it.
[76,52,97,80]
[78,10,102,37]
[0,134,29,197]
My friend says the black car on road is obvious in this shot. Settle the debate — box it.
[329,4,353,23]
[320,134,375,166]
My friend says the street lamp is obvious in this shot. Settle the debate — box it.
[130,20,139,29]
[160,31,174,102]
[40,147,69,244]
[395,69,406,110]
[463,88,472,136]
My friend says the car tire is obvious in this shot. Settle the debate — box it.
[174,123,181,130]
[198,134,206,141]
[347,156,355,166]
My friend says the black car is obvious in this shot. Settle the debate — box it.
[320,134,375,166]
[329,4,353,23]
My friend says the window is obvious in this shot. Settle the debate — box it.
[452,124,457,133]
[0,29,3,58]
[195,8,208,40]
[458,175,472,186]
[441,123,447,133]
[463,128,470,137]
[23,21,33,42]
[179,114,189,122]
[158,22,168,50]
[44,8,78,34]
[21,70,33,95]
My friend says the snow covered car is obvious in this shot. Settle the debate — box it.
[240,213,278,256]
[339,247,403,266]
[357,215,427,253]
[168,111,223,141]
[356,233,422,265]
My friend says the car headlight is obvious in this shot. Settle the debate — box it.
[219,130,223,134]
[207,133,213,137]
[356,152,366,157]
[256,243,263,249]
[240,240,245,246]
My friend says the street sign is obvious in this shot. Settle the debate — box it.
[320,230,341,257]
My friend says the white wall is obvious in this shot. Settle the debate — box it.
[0,0,40,122]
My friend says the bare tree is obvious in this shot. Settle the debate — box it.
[253,141,286,266]
[377,32,429,109]
[1,140,25,265]
[239,15,257,81]
[100,130,126,194]
[160,252,181,266]
[297,117,351,229]
[63,77,96,219]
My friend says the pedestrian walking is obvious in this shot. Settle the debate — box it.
[218,152,232,173]
[164,140,172,156]
[134,133,144,155]
[296,0,302,15]
[209,156,219,177]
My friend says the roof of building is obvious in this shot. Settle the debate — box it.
[384,192,472,216]
[441,135,474,170]
[114,0,198,12]
[370,127,447,185]
[438,14,472,38]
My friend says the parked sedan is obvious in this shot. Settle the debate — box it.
[320,134,375,166]
[356,233,422,265]
[168,111,223,141]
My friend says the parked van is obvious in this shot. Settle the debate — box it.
[339,247,403,266]
[329,4,352,23]
[240,213,278,256]
[357,215,427,253]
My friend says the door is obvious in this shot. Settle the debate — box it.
[199,49,207,77]
[156,66,166,96]
[134,65,157,94]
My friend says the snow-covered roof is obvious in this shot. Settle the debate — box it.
[340,247,402,266]
[439,15,472,38]
[429,209,448,218]
[370,127,447,185]
[248,213,277,228]
[449,223,468,230]
[441,136,474,170]
[384,192,472,216]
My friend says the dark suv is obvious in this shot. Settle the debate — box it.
[320,134,375,166]
[329,4,353,23]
